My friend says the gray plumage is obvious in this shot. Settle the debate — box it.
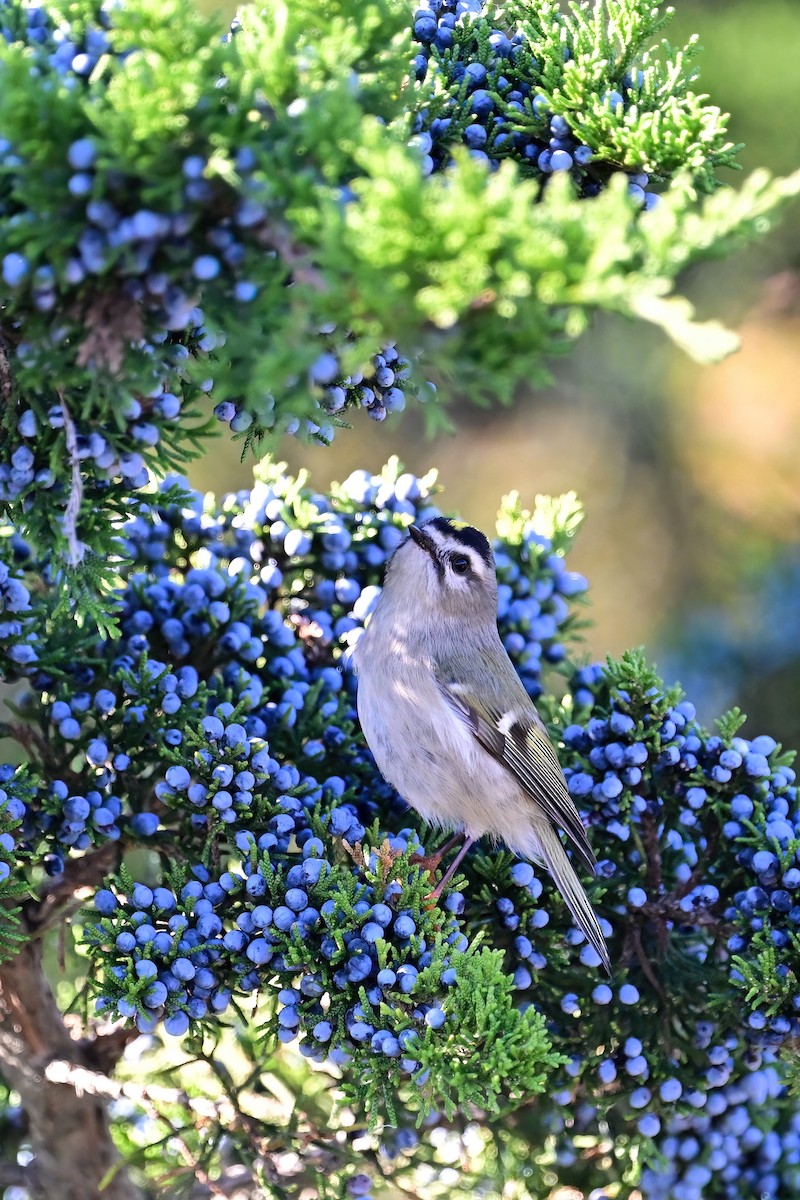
[354,516,610,975]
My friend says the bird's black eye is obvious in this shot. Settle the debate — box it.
[450,554,470,575]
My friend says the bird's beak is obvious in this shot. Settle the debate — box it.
[408,524,436,556]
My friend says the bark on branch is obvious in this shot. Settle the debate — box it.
[0,937,142,1200]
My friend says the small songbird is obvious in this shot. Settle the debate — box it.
[354,516,610,974]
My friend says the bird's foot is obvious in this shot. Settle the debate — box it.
[409,851,445,878]
[409,832,465,882]
[420,835,476,902]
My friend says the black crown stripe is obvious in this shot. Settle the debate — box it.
[425,517,493,567]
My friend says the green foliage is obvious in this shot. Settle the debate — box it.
[404,945,561,1118]
[0,896,27,966]
[731,935,800,1017]
[231,0,412,123]
[603,645,682,715]
[1,0,799,588]
[504,0,739,188]
[496,488,584,553]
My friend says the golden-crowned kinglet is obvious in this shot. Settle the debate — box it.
[354,517,610,974]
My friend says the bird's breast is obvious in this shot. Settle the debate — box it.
[355,633,514,831]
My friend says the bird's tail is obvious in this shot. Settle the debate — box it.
[529,820,611,976]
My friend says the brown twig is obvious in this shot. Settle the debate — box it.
[74,292,145,375]
[26,841,120,935]
[0,339,13,404]
[671,819,721,903]
[44,1058,237,1123]
[639,807,663,898]
[628,924,667,1005]
[342,839,366,869]
[4,721,53,770]
[0,1162,32,1189]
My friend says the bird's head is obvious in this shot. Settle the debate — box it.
[383,517,498,623]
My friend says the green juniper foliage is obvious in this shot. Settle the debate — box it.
[2,0,800,1197]
[1,0,800,625]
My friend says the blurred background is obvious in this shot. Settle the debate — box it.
[192,0,800,747]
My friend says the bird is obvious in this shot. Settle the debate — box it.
[353,516,610,974]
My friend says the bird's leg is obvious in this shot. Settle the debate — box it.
[430,835,475,900]
[409,832,465,879]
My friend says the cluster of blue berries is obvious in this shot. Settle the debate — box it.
[604,1025,775,1136]
[0,766,33,959]
[213,341,415,442]
[560,658,799,999]
[0,363,199,507]
[0,0,258,332]
[23,777,124,878]
[538,1020,800,1199]
[90,867,241,1037]
[0,556,37,670]
[638,1047,800,1200]
[411,0,659,207]
[119,460,438,593]
[562,683,704,836]
[30,638,365,874]
[722,740,800,1026]
[0,434,53,508]
[6,460,800,1173]
[0,764,31,885]
[210,335,424,448]
[309,339,418,424]
[0,1,222,342]
[89,834,472,1080]
[495,533,588,699]
[453,854,614,994]
[0,0,113,82]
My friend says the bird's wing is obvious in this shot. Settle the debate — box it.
[434,655,596,876]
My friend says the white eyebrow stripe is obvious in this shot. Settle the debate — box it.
[439,541,487,570]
